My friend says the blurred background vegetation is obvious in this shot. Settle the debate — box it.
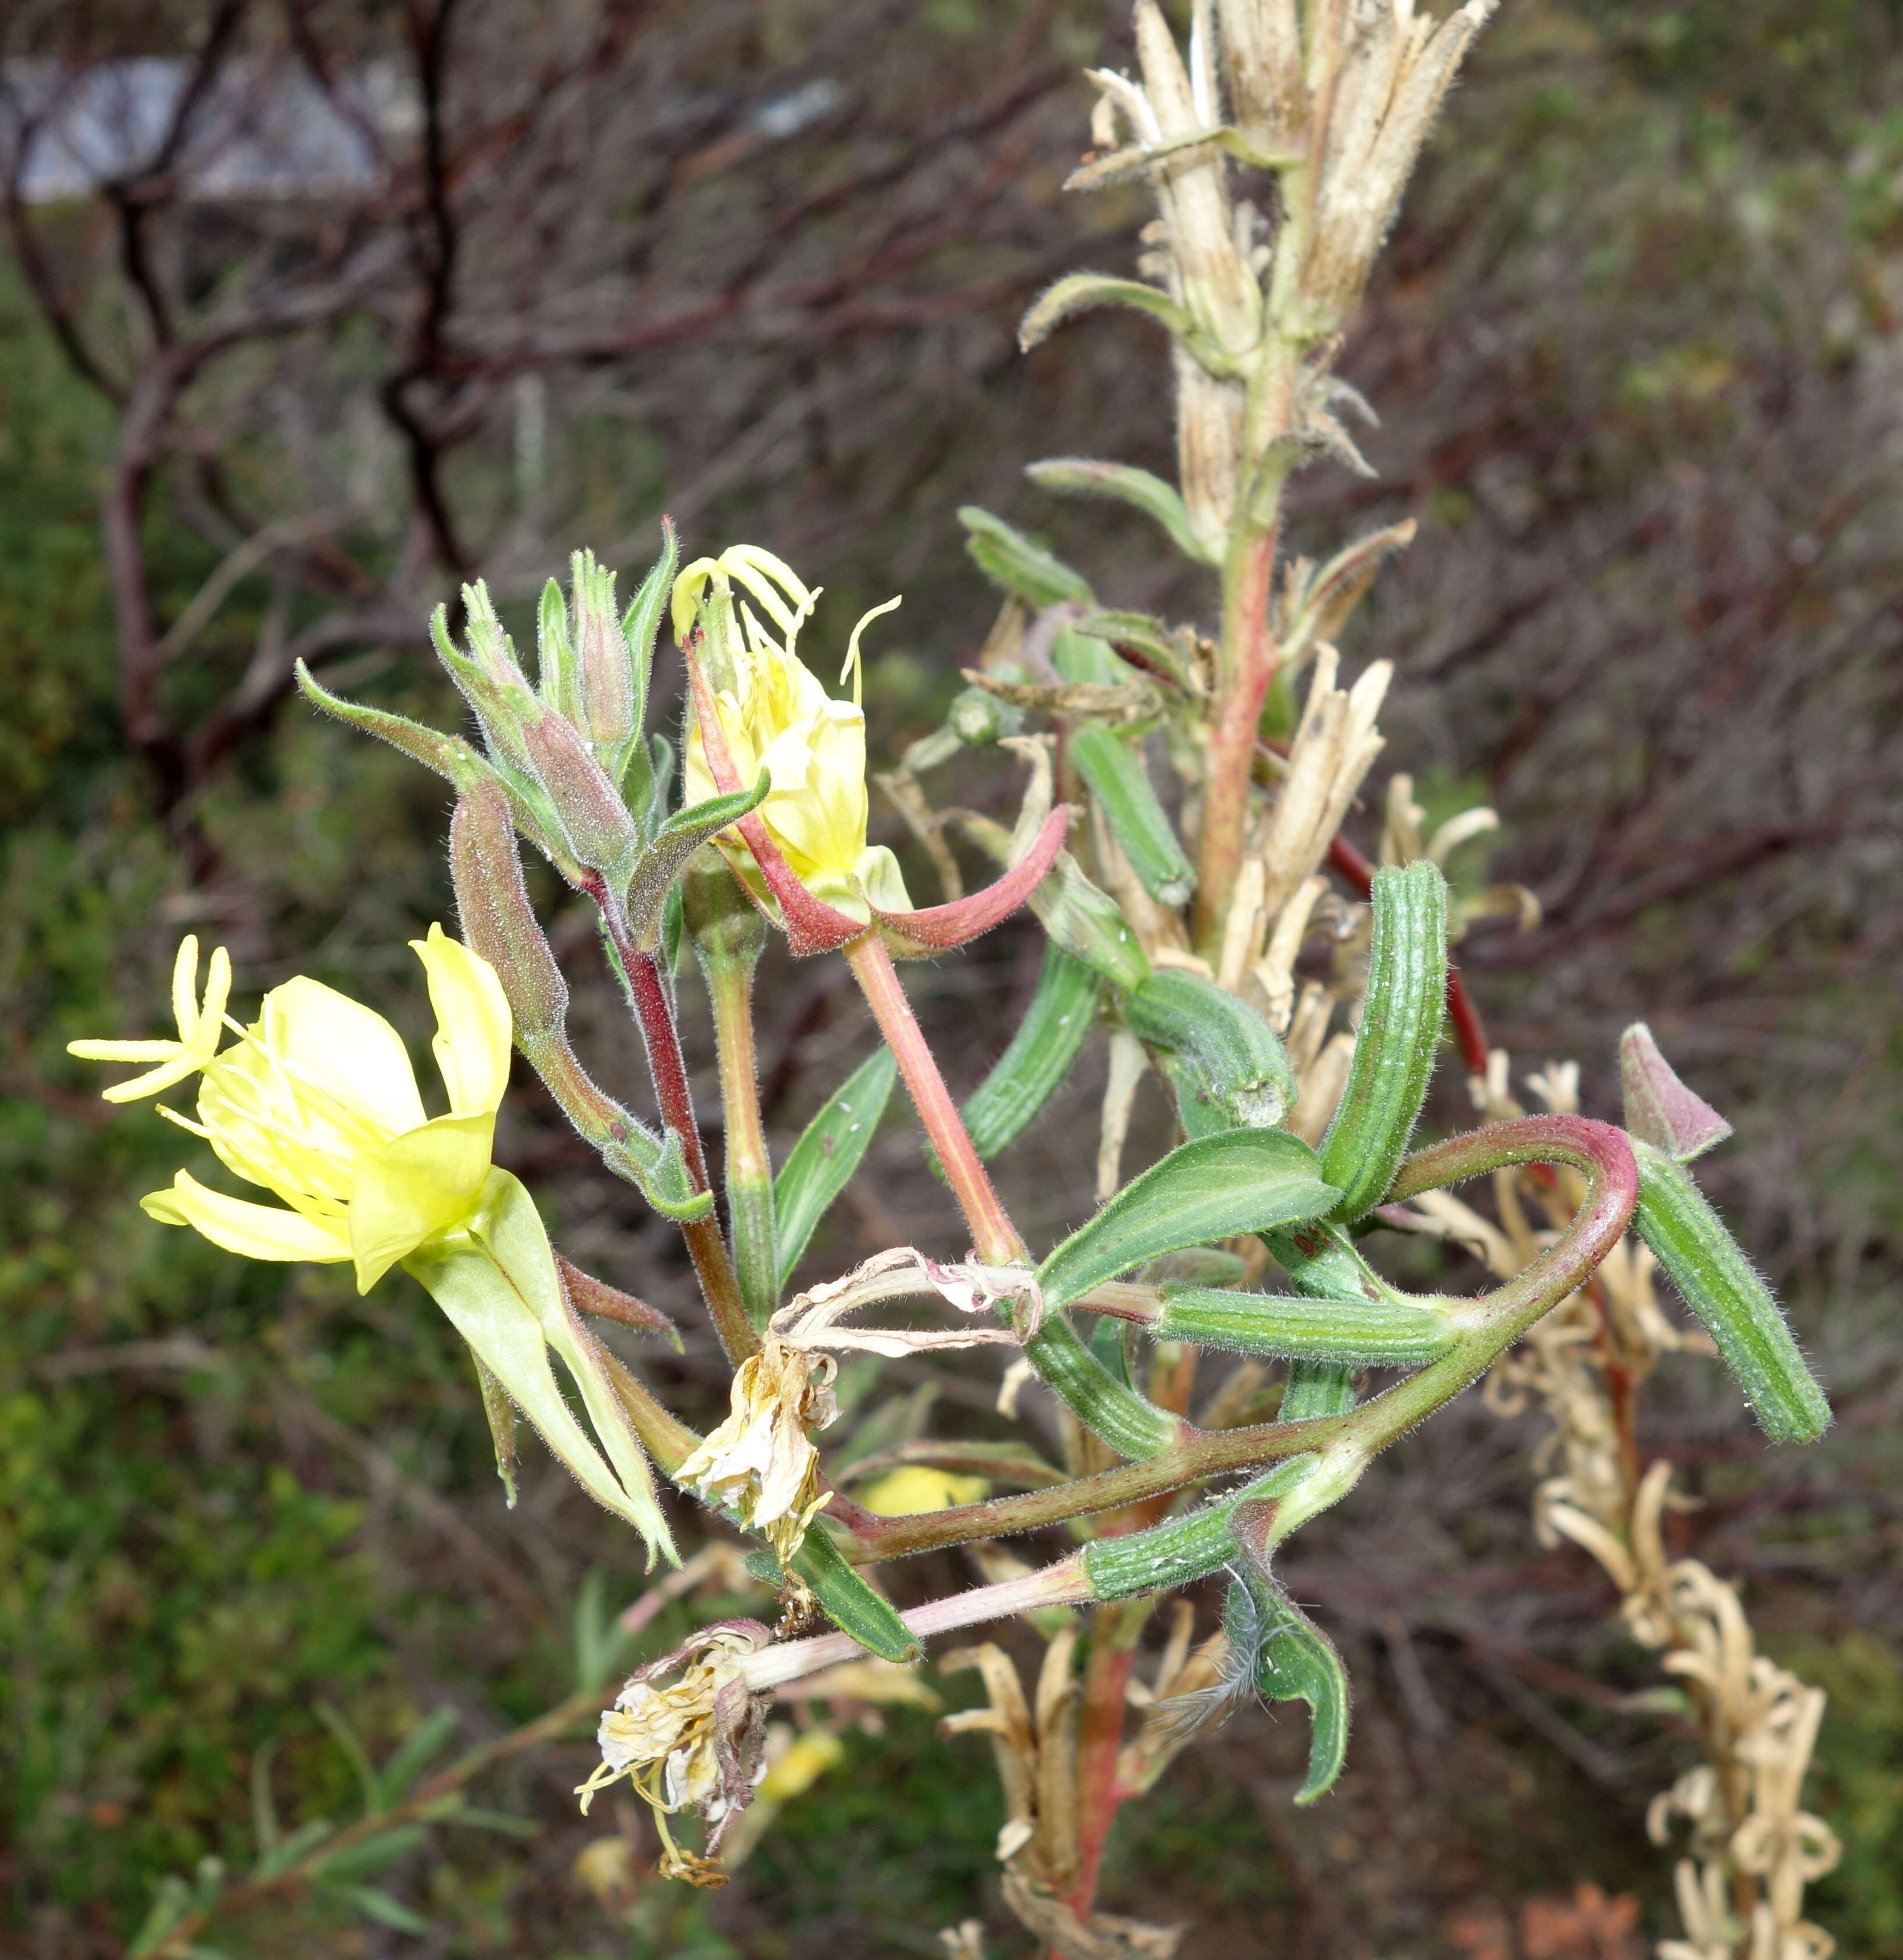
[2,0,1899,1955]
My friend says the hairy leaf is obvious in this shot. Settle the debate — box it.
[774,1047,898,1286]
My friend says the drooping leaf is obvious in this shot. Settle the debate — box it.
[1018,271,1196,353]
[958,506,1094,608]
[774,1047,898,1287]
[1228,1563,1351,1805]
[1631,1141,1830,1443]
[1027,456,1217,563]
[1037,1129,1340,1312]
[1321,859,1447,1219]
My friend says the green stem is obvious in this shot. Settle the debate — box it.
[844,1115,1638,1563]
[702,951,778,1331]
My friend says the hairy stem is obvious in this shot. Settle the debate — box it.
[843,1116,1638,1562]
[844,929,1025,1264]
[1066,1595,1153,1919]
[703,951,778,1330]
[594,883,755,1362]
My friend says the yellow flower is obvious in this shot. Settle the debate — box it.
[673,1337,837,1565]
[125,925,509,1294]
[68,935,231,1102]
[675,545,910,922]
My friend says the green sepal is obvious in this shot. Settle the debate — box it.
[1631,1140,1830,1443]
[959,506,1094,609]
[623,772,770,946]
[774,1047,898,1287]
[615,520,678,798]
[1155,1285,1453,1365]
[1123,967,1295,1133]
[404,1170,677,1566]
[1037,1129,1340,1312]
[1069,724,1194,908]
[1321,859,1447,1220]
[1279,1361,1360,1422]
[1018,272,1198,355]
[1026,456,1216,564]
[472,1356,520,1509]
[1229,1560,1350,1805]
[294,660,580,882]
[750,1533,920,1663]
[960,944,1101,1161]
[599,1116,710,1223]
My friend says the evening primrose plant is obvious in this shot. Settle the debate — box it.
[77,2,1839,1952]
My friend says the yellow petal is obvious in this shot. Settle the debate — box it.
[411,924,511,1116]
[170,936,202,1036]
[260,976,426,1137]
[142,1170,350,1263]
[858,1465,990,1517]
[347,1111,495,1292]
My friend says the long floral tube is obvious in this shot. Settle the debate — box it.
[839,1115,1639,1563]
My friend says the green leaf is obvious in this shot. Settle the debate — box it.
[315,1702,379,1816]
[1321,860,1447,1219]
[1069,725,1194,908]
[406,1172,676,1563]
[443,1805,540,1838]
[1122,967,1296,1134]
[623,773,770,946]
[1631,1141,1830,1443]
[958,507,1094,609]
[374,1707,459,1808]
[774,1047,898,1287]
[1230,1564,1350,1805]
[1027,457,1217,563]
[1155,1286,1453,1365]
[753,1532,921,1663]
[1073,609,1204,693]
[308,1825,426,1882]
[960,812,1151,990]
[961,945,1101,1161]
[342,1883,431,1935]
[1037,1129,1340,1312]
[127,1876,194,1959]
[252,1817,335,1882]
[1018,272,1196,354]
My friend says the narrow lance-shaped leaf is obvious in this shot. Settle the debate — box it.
[1321,859,1447,1219]
[960,944,1102,1162]
[774,1047,898,1287]
[623,771,770,947]
[1631,1140,1830,1444]
[1027,456,1217,564]
[1123,966,1295,1134]
[958,506,1094,609]
[1070,724,1195,908]
[374,1708,460,1808]
[748,1532,920,1664]
[1154,1285,1454,1365]
[1018,271,1198,354]
[1038,1129,1341,1311]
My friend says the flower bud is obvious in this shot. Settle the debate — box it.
[432,582,542,778]
[682,850,767,967]
[519,705,641,888]
[569,548,637,753]
[450,784,569,1041]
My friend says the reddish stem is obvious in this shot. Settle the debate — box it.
[1066,1600,1147,1919]
[844,930,1025,1265]
[593,880,755,1363]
